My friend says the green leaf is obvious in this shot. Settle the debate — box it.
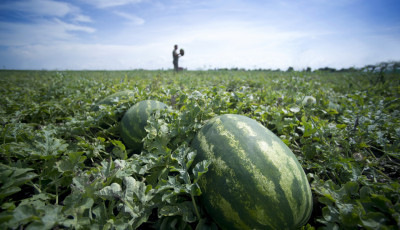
[300,116,317,137]
[193,160,210,183]
[195,218,219,230]
[322,205,339,223]
[0,164,38,199]
[2,68,400,230]
[158,176,185,203]
[56,151,86,173]
[188,183,202,197]
[100,158,116,182]
[338,203,361,227]
[370,194,393,214]
[159,201,197,223]
[97,183,123,199]
[19,193,53,208]
[0,187,21,200]
[186,150,197,169]
[124,176,154,205]
[360,212,386,229]
[327,109,339,115]
[10,204,38,226]
[343,181,359,196]
[30,129,69,158]
[158,216,191,230]
[30,205,64,230]
[336,124,347,129]
[110,140,128,160]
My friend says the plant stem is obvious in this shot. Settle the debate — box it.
[191,192,201,221]
[2,125,11,165]
[374,168,391,180]
[55,185,59,205]
[30,182,42,193]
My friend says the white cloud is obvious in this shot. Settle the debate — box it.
[72,15,93,23]
[1,27,399,70]
[302,0,361,7]
[84,0,144,8]
[0,0,93,26]
[0,0,95,47]
[152,19,400,70]
[0,19,95,46]
[0,0,398,70]
[0,0,77,17]
[113,11,145,25]
[54,19,96,33]
[0,42,165,70]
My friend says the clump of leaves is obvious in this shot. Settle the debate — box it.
[0,70,399,229]
[313,178,400,229]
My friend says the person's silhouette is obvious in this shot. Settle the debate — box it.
[172,44,181,72]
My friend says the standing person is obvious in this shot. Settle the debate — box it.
[172,44,181,72]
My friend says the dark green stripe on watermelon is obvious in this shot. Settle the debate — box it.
[191,114,312,230]
[120,100,168,151]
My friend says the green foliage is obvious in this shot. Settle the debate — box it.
[0,69,399,229]
[313,178,400,229]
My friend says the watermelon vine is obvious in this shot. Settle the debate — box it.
[0,69,399,229]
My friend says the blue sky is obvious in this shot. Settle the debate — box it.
[0,0,399,70]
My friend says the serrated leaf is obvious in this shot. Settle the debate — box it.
[343,181,359,196]
[56,151,86,173]
[338,203,360,226]
[327,109,339,115]
[35,205,64,230]
[195,218,219,230]
[159,201,197,223]
[158,176,186,203]
[370,194,393,213]
[11,204,38,225]
[100,158,116,180]
[0,187,21,200]
[186,150,197,169]
[19,193,53,208]
[124,176,154,205]
[336,124,347,129]
[360,212,387,228]
[322,205,340,223]
[193,160,210,183]
[0,164,38,199]
[97,183,123,199]
[111,140,127,160]
[188,183,202,196]
[30,129,68,158]
[171,146,186,169]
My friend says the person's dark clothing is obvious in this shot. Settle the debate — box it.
[173,49,179,71]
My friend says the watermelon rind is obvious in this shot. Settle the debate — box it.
[120,100,168,151]
[191,114,313,230]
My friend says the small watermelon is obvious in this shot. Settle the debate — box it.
[120,100,168,151]
[328,102,340,111]
[301,96,316,106]
[191,114,313,230]
[92,90,135,111]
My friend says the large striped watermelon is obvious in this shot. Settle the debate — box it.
[191,114,312,230]
[120,100,168,151]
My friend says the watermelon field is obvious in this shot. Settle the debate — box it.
[0,69,399,229]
